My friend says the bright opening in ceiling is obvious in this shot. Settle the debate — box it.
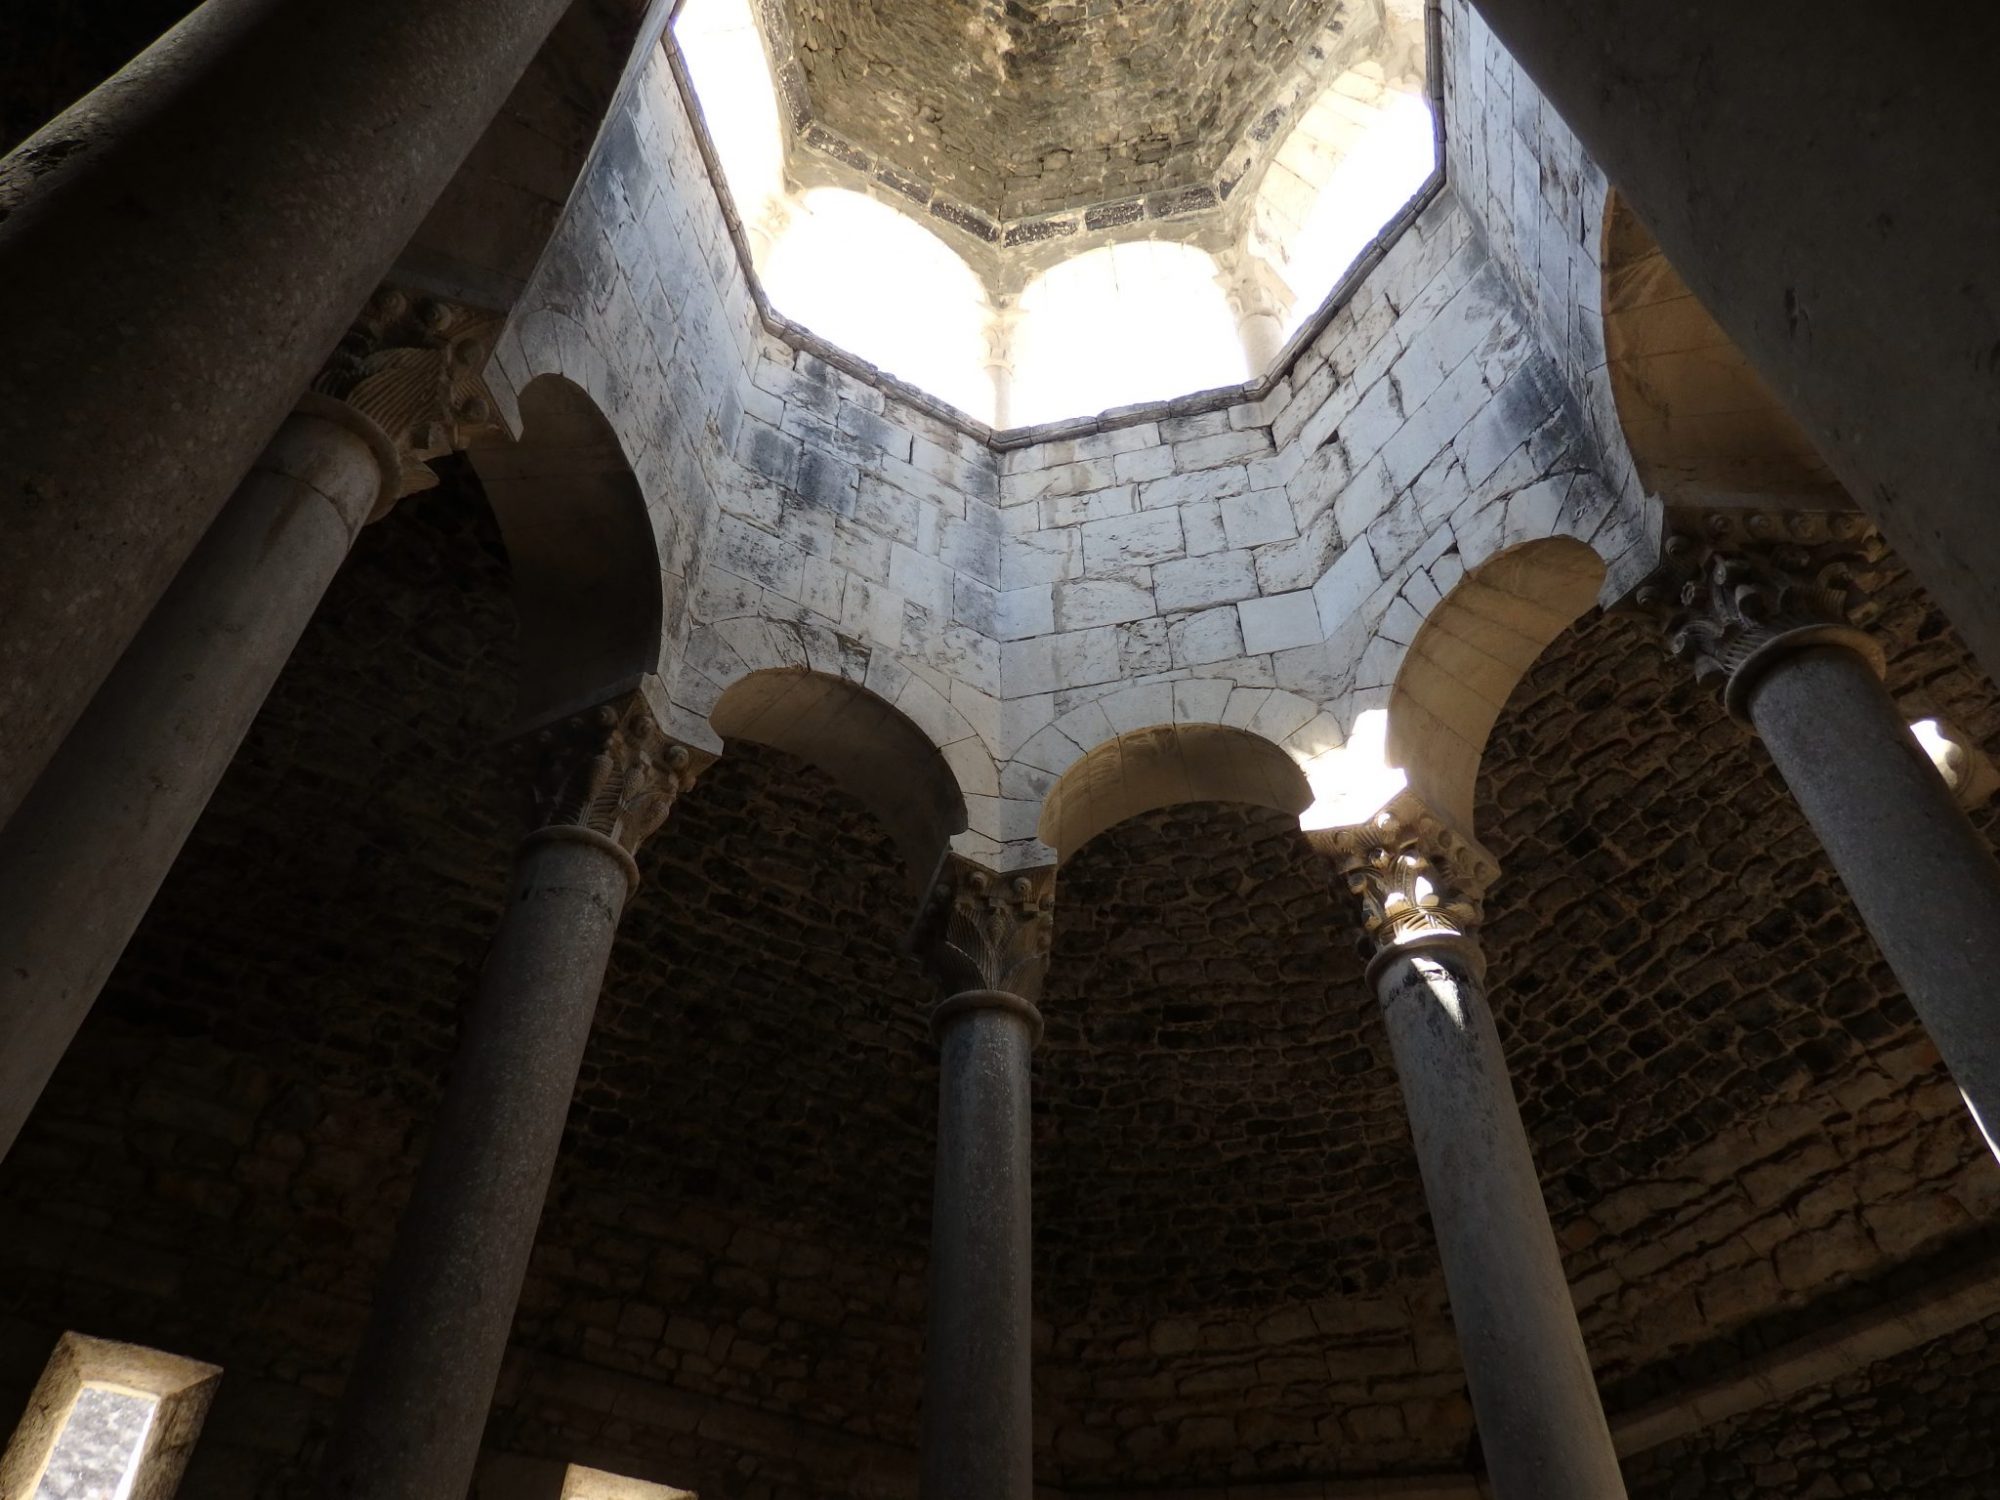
[671,0,1436,429]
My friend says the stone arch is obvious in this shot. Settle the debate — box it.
[1386,536,1605,837]
[1244,55,1436,338]
[469,375,665,726]
[1602,189,1841,504]
[709,668,969,898]
[1036,722,1314,864]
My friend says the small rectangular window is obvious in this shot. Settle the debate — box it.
[561,1466,695,1500]
[0,1335,220,1500]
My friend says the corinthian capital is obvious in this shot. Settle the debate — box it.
[315,287,504,516]
[918,857,1057,1005]
[530,694,708,868]
[1628,509,1887,718]
[1311,793,1496,965]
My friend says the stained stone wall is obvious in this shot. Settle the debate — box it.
[503,34,1654,872]
[1435,0,1641,519]
[1477,562,2000,1412]
[9,3,2000,1496]
[1623,1311,2000,1499]
[1036,803,1467,1483]
[3,459,2000,1499]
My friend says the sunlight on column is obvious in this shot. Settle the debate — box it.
[761,189,998,423]
[673,0,786,240]
[1409,954,1471,1031]
[1250,74,1437,340]
[32,1386,158,1500]
[1297,708,1409,831]
[1011,241,1250,428]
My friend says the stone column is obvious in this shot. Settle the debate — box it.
[1319,800,1626,1500]
[915,858,1055,1500]
[0,291,501,1163]
[984,296,1021,430]
[0,0,573,827]
[1458,0,2000,685]
[1633,509,2000,1151]
[1216,249,1293,374]
[323,694,707,1500]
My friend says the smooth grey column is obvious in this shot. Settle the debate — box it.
[0,0,572,827]
[1373,937,1626,1500]
[922,989,1039,1500]
[0,399,393,1161]
[323,827,635,1500]
[1748,644,2000,1149]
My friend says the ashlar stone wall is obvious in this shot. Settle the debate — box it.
[490,25,1654,872]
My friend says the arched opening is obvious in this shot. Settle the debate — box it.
[759,188,997,423]
[1602,190,1842,503]
[709,668,969,897]
[671,0,787,249]
[1010,242,1249,428]
[470,375,664,727]
[1387,537,1606,837]
[1246,69,1437,344]
[1036,722,1313,863]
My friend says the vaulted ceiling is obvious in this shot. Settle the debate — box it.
[771,0,1378,219]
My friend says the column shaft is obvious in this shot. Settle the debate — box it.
[1748,644,2000,1143]
[922,997,1037,1500]
[1375,941,1625,1500]
[323,829,632,1500]
[0,404,389,1160]
[0,0,571,826]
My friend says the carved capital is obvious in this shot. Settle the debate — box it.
[917,857,1057,1006]
[1311,793,1496,967]
[530,694,706,869]
[314,287,504,517]
[1628,509,1888,719]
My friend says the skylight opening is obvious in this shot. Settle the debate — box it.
[760,188,998,424]
[1250,73,1439,342]
[670,0,1436,428]
[1010,241,1250,429]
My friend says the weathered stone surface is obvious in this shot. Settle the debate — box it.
[1477,562,2000,1422]
[777,0,1353,219]
[1624,1311,2000,1499]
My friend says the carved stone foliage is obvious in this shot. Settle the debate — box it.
[918,857,1057,1003]
[315,287,504,512]
[1629,509,1888,712]
[531,694,706,859]
[1311,793,1496,959]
